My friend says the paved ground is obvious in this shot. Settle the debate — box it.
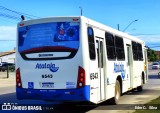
[0,72,15,88]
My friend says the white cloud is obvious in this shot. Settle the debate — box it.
[0,26,16,52]
[0,26,16,40]
[137,35,160,44]
[137,35,160,50]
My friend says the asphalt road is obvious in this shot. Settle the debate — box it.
[0,68,160,113]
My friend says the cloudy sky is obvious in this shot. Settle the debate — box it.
[0,26,16,51]
[0,0,160,52]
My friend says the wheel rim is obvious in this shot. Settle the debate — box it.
[115,82,120,100]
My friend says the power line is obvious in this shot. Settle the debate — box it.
[0,17,16,23]
[0,12,20,20]
[0,5,40,21]
[130,33,160,36]
[147,44,160,46]
[0,40,16,41]
[0,5,39,18]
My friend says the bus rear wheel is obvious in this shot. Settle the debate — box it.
[137,77,143,92]
[110,80,121,105]
[158,72,160,78]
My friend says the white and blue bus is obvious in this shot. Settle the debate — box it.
[16,16,148,104]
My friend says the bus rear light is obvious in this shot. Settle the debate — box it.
[16,68,22,88]
[73,18,79,21]
[77,66,86,88]
[80,78,84,82]
[20,23,24,26]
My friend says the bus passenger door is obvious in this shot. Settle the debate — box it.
[127,45,133,89]
[96,38,105,102]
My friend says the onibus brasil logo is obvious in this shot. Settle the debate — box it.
[35,63,59,72]
[2,103,42,110]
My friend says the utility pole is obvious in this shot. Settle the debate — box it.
[118,19,138,32]
[123,19,138,32]
[117,24,120,31]
[79,6,82,16]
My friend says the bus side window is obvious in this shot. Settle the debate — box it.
[100,41,103,68]
[88,27,96,60]
[105,32,116,60]
[115,36,125,60]
[132,41,138,61]
[96,40,100,67]
[137,43,143,61]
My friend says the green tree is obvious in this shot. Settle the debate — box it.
[147,48,159,62]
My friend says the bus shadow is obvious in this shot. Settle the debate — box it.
[124,89,160,95]
[51,102,97,113]
[51,99,118,113]
[0,92,105,113]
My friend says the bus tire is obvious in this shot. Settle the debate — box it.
[137,77,143,92]
[110,80,121,105]
[137,85,143,92]
[158,72,160,78]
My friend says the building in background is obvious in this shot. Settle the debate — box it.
[0,50,16,63]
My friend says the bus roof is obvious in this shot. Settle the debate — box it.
[80,16,145,44]
[18,16,145,44]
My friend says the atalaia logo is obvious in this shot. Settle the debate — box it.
[35,63,59,72]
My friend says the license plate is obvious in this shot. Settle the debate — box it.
[40,82,54,88]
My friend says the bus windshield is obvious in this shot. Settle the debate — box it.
[18,22,79,60]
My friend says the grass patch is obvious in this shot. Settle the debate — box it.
[134,96,160,113]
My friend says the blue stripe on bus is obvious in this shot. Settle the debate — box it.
[16,85,90,102]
